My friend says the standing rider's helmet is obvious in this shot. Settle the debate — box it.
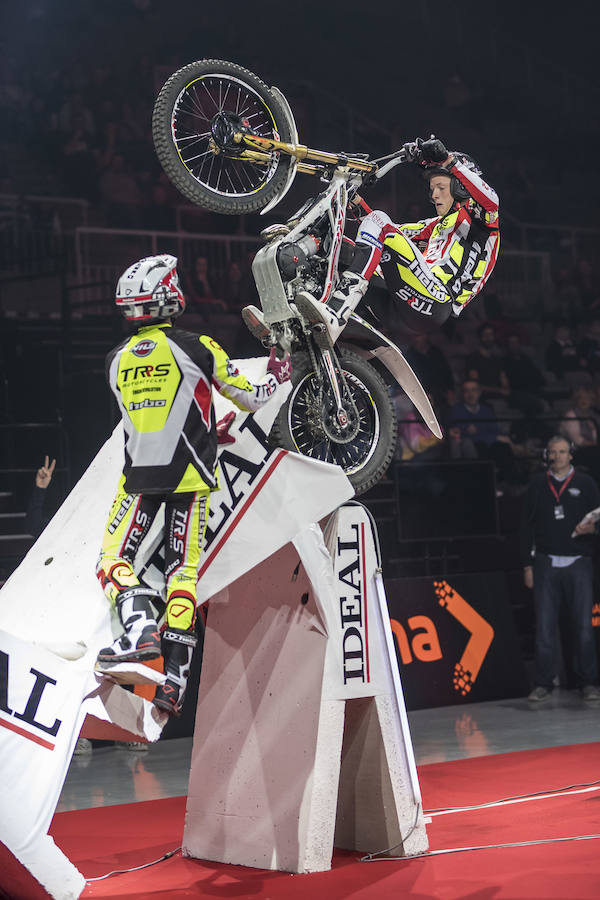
[115,254,185,322]
[426,152,482,202]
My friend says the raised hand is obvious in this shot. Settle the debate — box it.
[36,455,56,489]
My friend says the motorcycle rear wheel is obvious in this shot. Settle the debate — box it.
[153,59,293,214]
[271,350,397,495]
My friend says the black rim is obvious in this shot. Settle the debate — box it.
[171,73,282,197]
[288,369,380,474]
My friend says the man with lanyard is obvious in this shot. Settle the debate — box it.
[521,435,600,703]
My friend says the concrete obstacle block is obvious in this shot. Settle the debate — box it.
[183,503,428,874]
[0,361,355,897]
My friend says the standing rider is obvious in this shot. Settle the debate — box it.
[95,254,291,715]
[295,137,499,340]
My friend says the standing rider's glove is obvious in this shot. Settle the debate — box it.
[267,346,292,384]
[216,411,236,445]
[418,136,450,166]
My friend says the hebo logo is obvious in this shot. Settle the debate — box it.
[390,579,494,697]
[593,602,600,628]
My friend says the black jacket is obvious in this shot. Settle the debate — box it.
[520,469,600,564]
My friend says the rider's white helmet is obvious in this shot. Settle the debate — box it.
[115,254,185,322]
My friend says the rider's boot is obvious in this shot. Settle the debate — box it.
[242,305,270,342]
[96,587,162,666]
[153,627,197,716]
[296,272,368,343]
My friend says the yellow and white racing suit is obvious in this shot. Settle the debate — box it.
[352,157,499,326]
[97,322,278,630]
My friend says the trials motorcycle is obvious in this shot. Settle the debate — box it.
[152,59,442,495]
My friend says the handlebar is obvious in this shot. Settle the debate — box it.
[234,129,416,183]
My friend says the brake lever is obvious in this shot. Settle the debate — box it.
[374,149,409,180]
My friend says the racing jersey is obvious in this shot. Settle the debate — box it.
[399,158,500,308]
[106,322,278,494]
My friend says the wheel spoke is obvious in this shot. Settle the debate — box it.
[288,369,380,476]
[176,131,211,143]
[183,148,214,165]
[202,81,220,112]
[172,73,283,197]
[189,86,210,121]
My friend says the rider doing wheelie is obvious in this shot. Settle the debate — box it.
[296,138,499,341]
[95,254,291,715]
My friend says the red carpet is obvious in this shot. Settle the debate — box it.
[49,743,600,899]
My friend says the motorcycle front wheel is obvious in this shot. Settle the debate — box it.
[153,59,294,215]
[271,349,397,496]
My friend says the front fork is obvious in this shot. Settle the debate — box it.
[307,338,357,433]
[319,347,350,428]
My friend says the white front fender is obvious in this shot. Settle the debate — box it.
[343,314,443,440]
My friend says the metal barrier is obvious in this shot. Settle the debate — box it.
[74,226,262,295]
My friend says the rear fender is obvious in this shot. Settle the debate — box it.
[259,86,299,215]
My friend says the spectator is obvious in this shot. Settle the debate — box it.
[503,333,547,417]
[561,386,598,448]
[403,333,455,405]
[219,260,245,309]
[146,173,177,231]
[449,379,518,488]
[61,114,98,200]
[521,435,600,703]
[57,92,95,138]
[25,455,56,537]
[561,386,600,481]
[99,154,142,227]
[574,257,595,310]
[398,407,442,462]
[545,322,584,380]
[465,323,510,401]
[578,316,600,375]
[187,256,219,306]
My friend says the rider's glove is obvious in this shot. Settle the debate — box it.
[267,346,292,384]
[216,411,236,445]
[418,137,450,166]
[347,193,372,221]
[403,138,423,163]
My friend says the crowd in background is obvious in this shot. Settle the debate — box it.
[1,0,600,511]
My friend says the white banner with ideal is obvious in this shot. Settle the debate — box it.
[0,630,91,898]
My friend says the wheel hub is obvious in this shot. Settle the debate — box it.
[322,402,360,444]
[210,111,247,153]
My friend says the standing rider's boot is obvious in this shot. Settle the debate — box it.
[96,587,162,666]
[153,627,197,716]
[295,272,368,343]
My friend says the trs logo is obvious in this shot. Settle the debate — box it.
[120,363,171,382]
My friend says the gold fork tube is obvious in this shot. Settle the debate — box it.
[235,133,376,174]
